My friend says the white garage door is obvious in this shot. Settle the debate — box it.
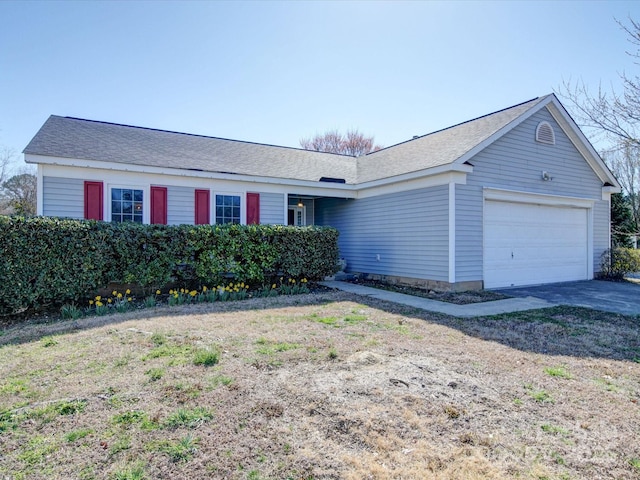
[484,200,588,288]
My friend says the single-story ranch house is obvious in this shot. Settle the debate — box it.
[24,94,620,290]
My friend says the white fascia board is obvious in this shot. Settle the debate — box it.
[31,153,473,200]
[546,99,621,189]
[484,187,595,208]
[31,154,357,199]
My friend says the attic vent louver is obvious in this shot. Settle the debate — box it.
[535,121,555,145]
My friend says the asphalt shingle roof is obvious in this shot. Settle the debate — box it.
[24,96,551,185]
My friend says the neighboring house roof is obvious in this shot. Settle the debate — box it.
[24,94,619,188]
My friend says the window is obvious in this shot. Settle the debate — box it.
[111,188,143,223]
[215,194,241,224]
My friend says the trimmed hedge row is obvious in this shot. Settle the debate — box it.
[0,217,340,315]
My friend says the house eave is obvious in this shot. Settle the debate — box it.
[26,153,358,197]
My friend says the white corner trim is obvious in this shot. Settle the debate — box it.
[36,164,44,215]
[484,187,595,209]
[448,183,456,284]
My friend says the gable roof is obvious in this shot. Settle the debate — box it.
[24,116,359,184]
[24,94,619,188]
[356,96,548,183]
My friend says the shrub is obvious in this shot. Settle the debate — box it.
[599,247,640,280]
[0,216,110,315]
[0,217,339,316]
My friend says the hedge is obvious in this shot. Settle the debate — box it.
[0,217,340,315]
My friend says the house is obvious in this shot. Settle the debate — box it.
[24,94,620,290]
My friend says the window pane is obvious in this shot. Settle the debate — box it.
[133,190,143,202]
[112,201,121,214]
[232,196,240,207]
[122,201,132,214]
[122,190,132,201]
[134,214,143,223]
[112,189,121,201]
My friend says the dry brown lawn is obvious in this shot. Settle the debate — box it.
[0,291,639,479]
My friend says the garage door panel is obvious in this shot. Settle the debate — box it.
[484,201,588,288]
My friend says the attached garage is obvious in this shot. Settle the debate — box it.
[483,191,593,289]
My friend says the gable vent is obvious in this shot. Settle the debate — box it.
[536,121,555,145]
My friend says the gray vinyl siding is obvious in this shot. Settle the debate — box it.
[466,109,603,198]
[459,108,608,280]
[455,184,483,282]
[261,192,285,224]
[42,176,84,218]
[167,186,194,225]
[316,185,449,281]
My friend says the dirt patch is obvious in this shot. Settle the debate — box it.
[347,278,510,304]
[1,292,639,479]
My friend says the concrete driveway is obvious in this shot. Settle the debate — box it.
[496,280,640,316]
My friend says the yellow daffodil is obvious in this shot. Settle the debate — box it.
[107,298,112,304]
[156,289,161,295]
[96,301,103,307]
[189,290,197,297]
[117,293,123,299]
[127,297,132,302]
[202,286,208,292]
[272,284,276,289]
[125,289,131,295]
[95,295,101,301]
[89,300,94,305]
[112,290,117,296]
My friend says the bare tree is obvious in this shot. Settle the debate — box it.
[558,18,640,148]
[557,18,640,245]
[300,129,382,156]
[0,147,14,185]
[2,172,36,216]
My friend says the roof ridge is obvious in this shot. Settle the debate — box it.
[59,115,356,158]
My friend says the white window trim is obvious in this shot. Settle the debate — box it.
[213,192,244,225]
[107,184,150,224]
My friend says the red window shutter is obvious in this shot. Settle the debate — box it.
[246,192,260,225]
[195,189,210,225]
[84,181,103,220]
[150,186,167,225]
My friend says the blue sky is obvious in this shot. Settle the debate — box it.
[1,0,639,168]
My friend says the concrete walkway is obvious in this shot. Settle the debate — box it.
[320,281,554,317]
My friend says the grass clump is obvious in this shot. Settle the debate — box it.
[65,428,94,442]
[151,435,200,463]
[193,347,220,367]
[145,368,164,381]
[544,366,572,379]
[111,461,146,480]
[164,407,213,429]
[541,424,569,435]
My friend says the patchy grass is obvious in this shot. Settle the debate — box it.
[0,292,639,479]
